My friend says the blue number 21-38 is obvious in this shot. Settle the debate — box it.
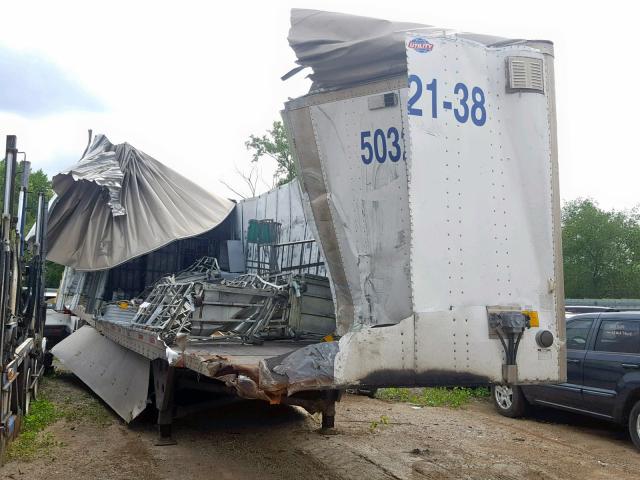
[408,75,487,127]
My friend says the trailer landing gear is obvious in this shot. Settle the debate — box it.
[319,390,340,434]
[152,359,177,446]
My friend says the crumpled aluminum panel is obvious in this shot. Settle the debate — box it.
[308,92,412,329]
[52,325,150,422]
[287,9,521,92]
[61,135,126,216]
[47,134,234,271]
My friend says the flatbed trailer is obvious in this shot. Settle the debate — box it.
[62,304,340,440]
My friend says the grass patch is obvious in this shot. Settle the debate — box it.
[6,398,62,461]
[369,415,390,433]
[44,369,114,427]
[56,392,113,427]
[6,371,114,462]
[376,386,489,408]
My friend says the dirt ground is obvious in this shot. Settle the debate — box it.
[3,373,640,480]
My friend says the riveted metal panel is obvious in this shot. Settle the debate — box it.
[308,90,412,328]
[406,34,563,382]
[287,33,563,386]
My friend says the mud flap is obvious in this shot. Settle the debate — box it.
[52,325,150,422]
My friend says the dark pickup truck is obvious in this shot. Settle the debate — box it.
[492,312,640,449]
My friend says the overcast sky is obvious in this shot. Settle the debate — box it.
[0,1,636,209]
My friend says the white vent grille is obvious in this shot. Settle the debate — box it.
[506,57,544,93]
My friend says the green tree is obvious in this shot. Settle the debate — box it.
[24,168,51,231]
[562,198,640,298]
[45,262,65,288]
[0,162,53,231]
[245,120,295,186]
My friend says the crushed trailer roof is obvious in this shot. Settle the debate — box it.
[286,9,534,92]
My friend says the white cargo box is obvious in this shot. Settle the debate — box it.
[283,14,565,386]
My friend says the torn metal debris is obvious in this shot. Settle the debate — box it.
[54,255,336,422]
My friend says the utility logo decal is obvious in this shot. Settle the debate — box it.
[408,37,433,53]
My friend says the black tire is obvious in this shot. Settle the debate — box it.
[23,367,32,416]
[31,359,40,402]
[44,351,55,375]
[628,400,640,450]
[0,432,6,466]
[491,384,528,418]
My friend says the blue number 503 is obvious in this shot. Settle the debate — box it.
[360,127,403,164]
[360,131,373,164]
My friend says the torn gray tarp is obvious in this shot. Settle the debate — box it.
[286,9,518,92]
[47,135,234,271]
[259,341,338,395]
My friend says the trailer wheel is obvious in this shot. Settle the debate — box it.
[0,431,6,465]
[19,359,32,416]
[43,351,54,375]
[0,387,7,463]
[10,378,19,414]
[23,367,32,416]
[31,360,40,402]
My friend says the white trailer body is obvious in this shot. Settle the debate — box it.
[284,25,565,385]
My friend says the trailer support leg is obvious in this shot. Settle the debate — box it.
[320,390,340,432]
[321,408,335,429]
[152,359,177,446]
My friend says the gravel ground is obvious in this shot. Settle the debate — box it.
[2,372,640,480]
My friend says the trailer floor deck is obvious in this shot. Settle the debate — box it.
[88,314,319,376]
[184,339,317,363]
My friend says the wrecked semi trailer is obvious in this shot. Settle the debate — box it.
[0,136,48,461]
[281,9,565,387]
[52,9,564,440]
[50,136,341,439]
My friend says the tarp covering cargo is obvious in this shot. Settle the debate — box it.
[46,135,234,271]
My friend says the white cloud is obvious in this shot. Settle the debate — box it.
[0,0,637,209]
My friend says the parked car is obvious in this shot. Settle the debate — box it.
[492,312,640,449]
[44,289,57,309]
[565,305,618,319]
[43,308,78,372]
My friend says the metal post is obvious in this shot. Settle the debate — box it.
[15,161,30,258]
[152,359,177,445]
[0,135,18,367]
[526,40,567,384]
[30,192,47,335]
[3,136,16,219]
[321,404,335,429]
[320,390,340,431]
